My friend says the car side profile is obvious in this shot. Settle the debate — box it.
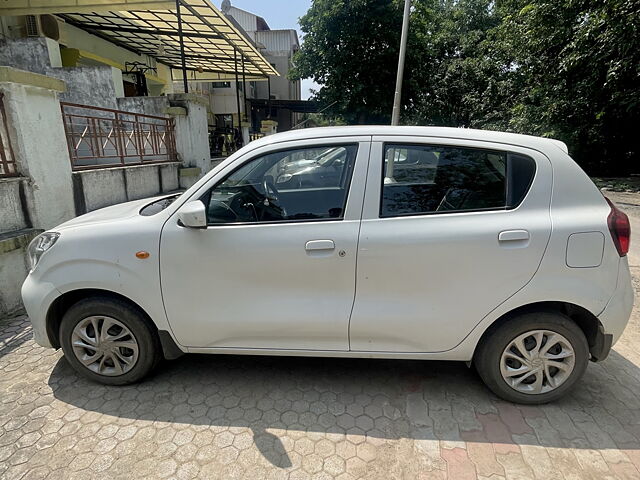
[22,126,634,404]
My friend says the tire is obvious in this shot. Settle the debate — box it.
[474,311,589,404]
[59,297,161,385]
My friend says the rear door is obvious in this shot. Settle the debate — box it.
[349,137,552,353]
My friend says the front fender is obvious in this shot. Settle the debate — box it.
[39,258,172,334]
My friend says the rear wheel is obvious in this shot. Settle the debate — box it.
[59,297,160,385]
[475,312,589,404]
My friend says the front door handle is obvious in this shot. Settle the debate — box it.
[305,240,335,251]
[498,230,530,242]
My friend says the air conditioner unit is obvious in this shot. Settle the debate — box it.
[25,15,39,37]
[23,15,60,41]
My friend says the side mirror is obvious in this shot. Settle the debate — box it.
[178,200,207,229]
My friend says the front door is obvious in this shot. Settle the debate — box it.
[349,138,552,353]
[160,138,371,350]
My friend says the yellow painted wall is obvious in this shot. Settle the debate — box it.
[0,14,25,39]
[57,19,172,94]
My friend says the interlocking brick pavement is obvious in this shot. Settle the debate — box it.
[1,194,639,479]
[2,308,640,480]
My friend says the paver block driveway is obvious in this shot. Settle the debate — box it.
[1,191,640,479]
[2,313,640,480]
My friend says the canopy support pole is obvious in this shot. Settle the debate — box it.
[234,48,241,130]
[241,56,249,142]
[241,55,248,123]
[267,77,272,119]
[175,0,188,93]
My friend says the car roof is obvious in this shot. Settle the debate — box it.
[251,126,569,156]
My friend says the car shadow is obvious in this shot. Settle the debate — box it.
[49,349,640,467]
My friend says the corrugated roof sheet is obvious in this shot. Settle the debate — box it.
[0,1,174,16]
[51,0,278,79]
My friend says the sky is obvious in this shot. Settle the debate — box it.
[215,0,320,100]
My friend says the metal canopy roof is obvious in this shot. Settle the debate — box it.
[56,0,279,80]
[0,1,174,16]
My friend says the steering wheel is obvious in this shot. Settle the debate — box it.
[262,177,280,205]
[209,198,241,222]
[260,177,288,220]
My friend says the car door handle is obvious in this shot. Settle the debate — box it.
[498,230,530,242]
[305,240,335,251]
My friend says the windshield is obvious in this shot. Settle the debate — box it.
[139,194,181,216]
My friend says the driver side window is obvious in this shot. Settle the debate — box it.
[201,144,358,224]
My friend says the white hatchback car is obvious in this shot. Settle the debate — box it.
[22,126,634,404]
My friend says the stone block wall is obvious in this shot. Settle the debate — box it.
[0,67,190,317]
[73,162,181,214]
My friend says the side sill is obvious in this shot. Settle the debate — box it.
[183,346,472,361]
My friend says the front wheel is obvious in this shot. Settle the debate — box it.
[474,312,589,404]
[59,297,160,385]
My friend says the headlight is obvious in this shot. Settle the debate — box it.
[27,232,60,271]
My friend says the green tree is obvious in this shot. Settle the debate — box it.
[291,0,501,126]
[290,0,406,124]
[491,0,640,174]
[292,0,640,174]
[406,0,503,128]
[297,113,347,128]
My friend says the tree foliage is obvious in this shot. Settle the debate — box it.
[291,0,405,124]
[291,0,640,174]
[492,0,640,174]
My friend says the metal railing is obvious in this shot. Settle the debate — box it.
[61,102,177,170]
[0,92,18,177]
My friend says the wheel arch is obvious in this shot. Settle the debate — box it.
[46,288,183,359]
[473,301,607,362]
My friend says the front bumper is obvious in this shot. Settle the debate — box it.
[21,274,61,349]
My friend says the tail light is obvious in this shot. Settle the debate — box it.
[605,198,630,257]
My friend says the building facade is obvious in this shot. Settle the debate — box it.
[0,16,173,108]
[213,1,302,136]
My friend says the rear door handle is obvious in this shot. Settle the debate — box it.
[499,230,530,242]
[305,240,335,251]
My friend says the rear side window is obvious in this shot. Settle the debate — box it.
[507,153,537,207]
[380,144,536,217]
